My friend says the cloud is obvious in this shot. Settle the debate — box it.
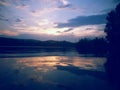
[57,28,73,33]
[85,28,93,30]
[31,5,76,17]
[57,0,82,12]
[63,28,73,32]
[58,0,71,8]
[0,17,9,22]
[16,4,29,10]
[0,30,19,36]
[2,24,106,42]
[0,14,4,17]
[78,29,106,38]
[0,0,10,6]
[30,8,59,16]
[71,25,106,38]
[100,8,113,14]
[7,26,106,42]
[57,14,107,28]
[58,4,71,8]
[30,0,76,16]
[60,0,70,6]
[15,18,22,22]
[30,6,67,16]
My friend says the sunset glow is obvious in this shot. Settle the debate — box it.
[0,0,118,42]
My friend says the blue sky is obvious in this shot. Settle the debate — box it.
[0,0,119,42]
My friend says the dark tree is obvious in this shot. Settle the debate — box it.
[76,38,107,56]
[105,3,120,90]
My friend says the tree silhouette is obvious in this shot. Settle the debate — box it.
[76,38,107,56]
[105,3,120,90]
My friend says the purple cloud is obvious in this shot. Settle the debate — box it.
[57,14,107,28]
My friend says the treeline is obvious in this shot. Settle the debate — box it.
[76,38,107,56]
[0,37,108,55]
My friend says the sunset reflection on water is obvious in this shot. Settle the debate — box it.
[15,56,106,72]
[0,51,111,90]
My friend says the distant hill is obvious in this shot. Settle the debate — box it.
[0,37,107,56]
[0,37,75,47]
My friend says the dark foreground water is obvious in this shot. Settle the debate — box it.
[0,48,115,90]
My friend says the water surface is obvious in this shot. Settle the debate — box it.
[0,48,114,90]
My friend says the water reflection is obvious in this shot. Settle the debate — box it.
[15,56,106,72]
[0,51,114,90]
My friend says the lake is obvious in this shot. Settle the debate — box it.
[0,48,115,90]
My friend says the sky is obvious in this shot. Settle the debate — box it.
[0,0,119,42]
